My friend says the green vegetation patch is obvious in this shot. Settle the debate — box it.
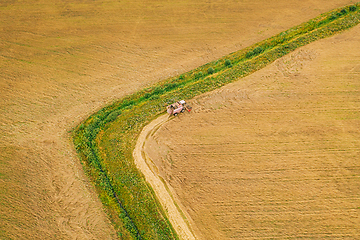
[72,4,360,239]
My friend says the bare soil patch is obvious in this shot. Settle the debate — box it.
[147,24,360,239]
[0,0,354,238]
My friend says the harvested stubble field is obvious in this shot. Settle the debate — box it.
[147,23,360,239]
[0,0,357,239]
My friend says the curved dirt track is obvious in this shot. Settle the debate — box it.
[133,114,196,240]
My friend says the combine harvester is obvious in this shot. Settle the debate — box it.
[166,100,192,116]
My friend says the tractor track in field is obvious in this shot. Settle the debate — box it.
[133,114,196,240]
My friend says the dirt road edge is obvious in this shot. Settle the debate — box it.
[133,114,196,240]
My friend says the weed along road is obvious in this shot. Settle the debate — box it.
[133,114,196,240]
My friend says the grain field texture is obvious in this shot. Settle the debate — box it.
[0,0,355,239]
[146,24,360,239]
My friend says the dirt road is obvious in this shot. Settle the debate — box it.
[133,114,196,240]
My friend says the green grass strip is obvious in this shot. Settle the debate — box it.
[72,4,360,239]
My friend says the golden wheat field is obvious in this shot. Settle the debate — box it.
[0,0,356,239]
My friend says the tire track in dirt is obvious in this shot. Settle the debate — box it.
[133,114,196,240]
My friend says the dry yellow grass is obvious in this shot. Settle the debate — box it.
[147,24,360,239]
[0,0,355,238]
